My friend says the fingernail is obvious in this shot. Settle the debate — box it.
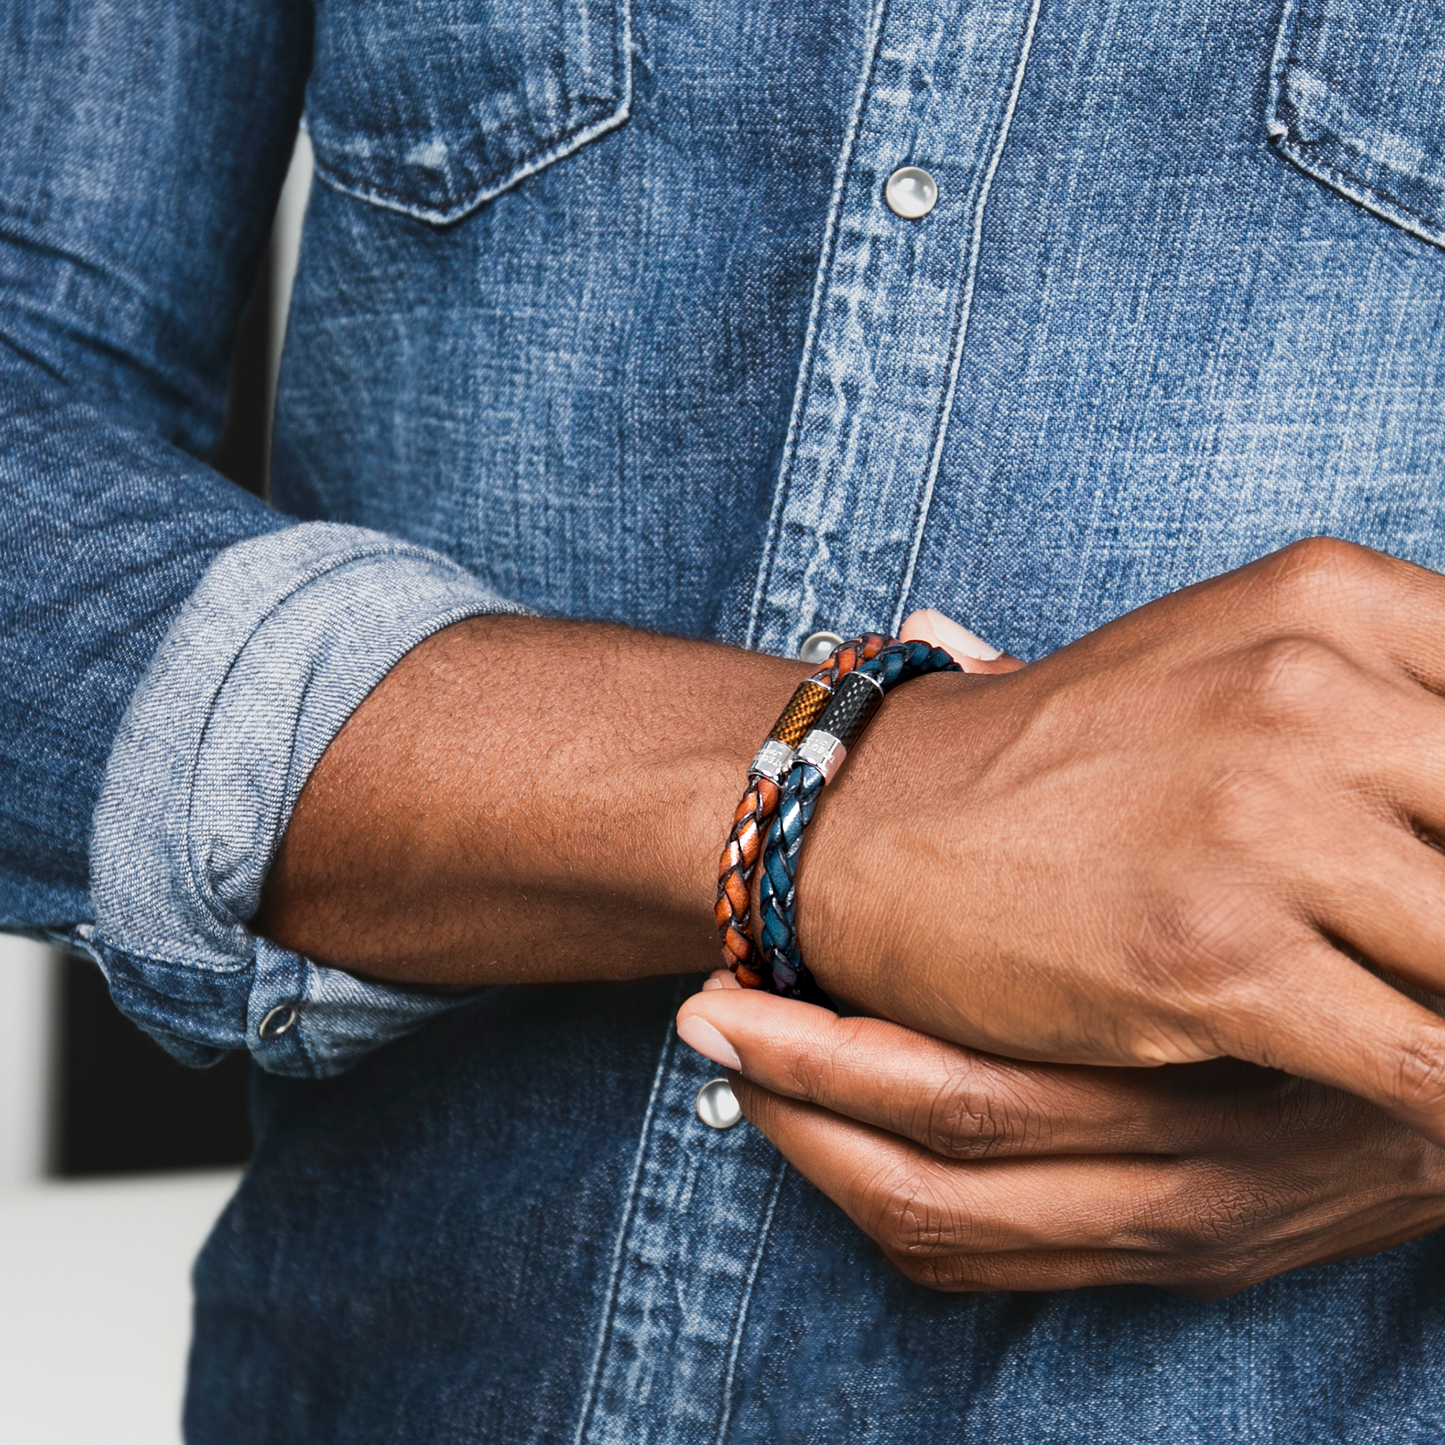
[702,977,726,990]
[905,608,1002,662]
[702,969,741,991]
[676,1015,742,1071]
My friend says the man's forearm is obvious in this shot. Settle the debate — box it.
[254,614,812,987]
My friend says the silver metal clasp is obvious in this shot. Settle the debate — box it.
[748,738,796,783]
[796,729,846,784]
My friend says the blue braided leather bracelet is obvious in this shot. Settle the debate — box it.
[757,638,961,999]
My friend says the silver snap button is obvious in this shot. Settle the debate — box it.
[798,630,844,664]
[696,1077,743,1130]
[258,1003,299,1040]
[885,166,939,219]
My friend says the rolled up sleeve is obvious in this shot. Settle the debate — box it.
[81,522,522,1076]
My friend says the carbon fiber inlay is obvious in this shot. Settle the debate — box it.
[812,670,883,753]
[768,678,833,748]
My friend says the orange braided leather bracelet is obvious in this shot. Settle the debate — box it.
[714,633,889,987]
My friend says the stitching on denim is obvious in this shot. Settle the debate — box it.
[1274,139,1445,252]
[91,935,251,974]
[743,0,893,652]
[1263,0,1445,252]
[312,0,633,229]
[569,983,683,1445]
[1265,0,1305,140]
[891,0,1043,635]
[710,1151,787,1445]
[283,955,322,1073]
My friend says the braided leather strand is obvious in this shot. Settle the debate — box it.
[757,639,961,998]
[715,774,780,986]
[758,759,826,997]
[714,634,890,986]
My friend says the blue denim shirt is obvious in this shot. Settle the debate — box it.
[8,0,1445,1078]
[6,0,1445,1438]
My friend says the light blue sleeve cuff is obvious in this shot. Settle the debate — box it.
[80,522,524,1077]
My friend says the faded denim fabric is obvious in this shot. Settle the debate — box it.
[3,0,1445,1438]
[87,525,518,1073]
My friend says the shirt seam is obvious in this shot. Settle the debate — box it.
[310,0,634,228]
[710,1150,788,1445]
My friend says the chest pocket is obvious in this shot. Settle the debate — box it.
[306,0,632,226]
[1268,0,1445,250]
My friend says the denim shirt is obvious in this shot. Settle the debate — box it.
[7,0,1445,1077]
[6,0,1445,1438]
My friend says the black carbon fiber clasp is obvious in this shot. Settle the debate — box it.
[813,669,883,753]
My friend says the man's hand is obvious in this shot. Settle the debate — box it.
[677,979,1445,1295]
[798,538,1445,1145]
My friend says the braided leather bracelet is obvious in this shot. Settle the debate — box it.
[715,634,890,987]
[757,639,962,998]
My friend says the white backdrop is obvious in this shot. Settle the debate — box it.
[0,1171,241,1444]
[0,934,53,1186]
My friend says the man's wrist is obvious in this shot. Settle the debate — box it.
[792,669,996,1014]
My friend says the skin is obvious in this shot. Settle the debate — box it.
[254,618,820,983]
[257,536,1445,1293]
[680,971,1445,1296]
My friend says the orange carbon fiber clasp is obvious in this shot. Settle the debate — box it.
[749,678,834,783]
[768,678,833,748]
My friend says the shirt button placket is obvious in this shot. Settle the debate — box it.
[747,0,1043,659]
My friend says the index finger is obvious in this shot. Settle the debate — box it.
[676,987,1286,1159]
[1194,936,1445,1149]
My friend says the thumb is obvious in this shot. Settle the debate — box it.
[900,608,1024,673]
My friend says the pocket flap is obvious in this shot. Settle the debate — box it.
[1268,0,1445,248]
[307,0,632,226]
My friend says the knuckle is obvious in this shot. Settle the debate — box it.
[922,1066,1027,1159]
[1182,1188,1276,1251]
[1262,536,1379,602]
[1130,1165,1290,1257]
[864,1164,976,1257]
[1390,1033,1445,1114]
[1230,635,1355,725]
